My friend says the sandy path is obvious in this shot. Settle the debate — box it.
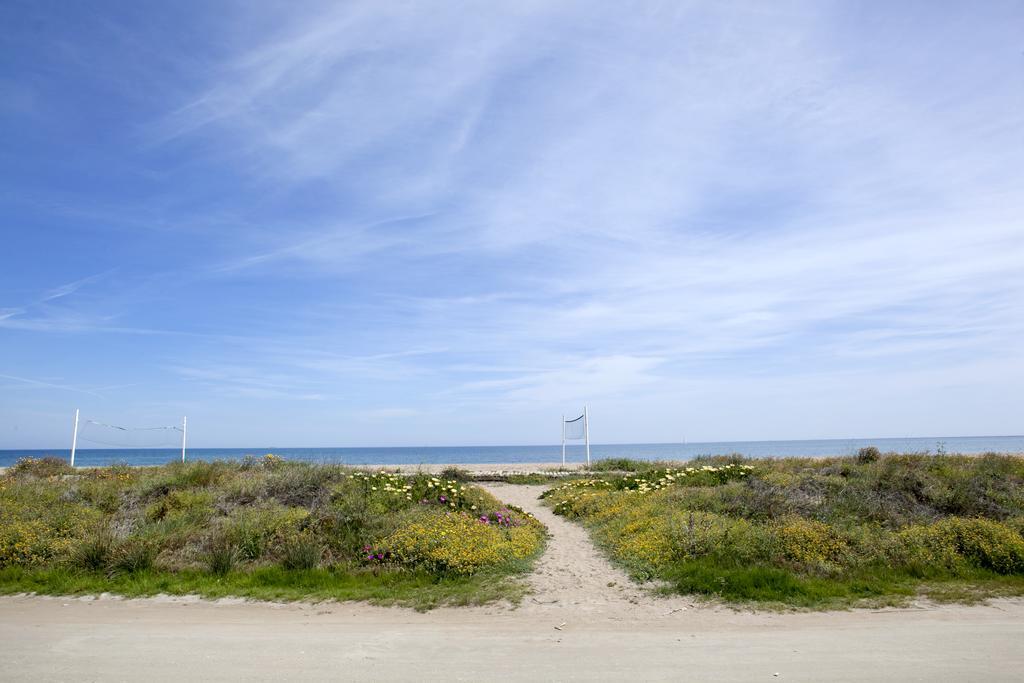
[482,483,692,615]
[3,594,1023,681]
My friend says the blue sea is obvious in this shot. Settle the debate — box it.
[1,435,1022,468]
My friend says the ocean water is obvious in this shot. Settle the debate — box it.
[1,435,1022,468]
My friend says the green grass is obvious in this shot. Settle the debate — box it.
[654,559,1024,608]
[584,456,747,473]
[660,560,913,607]
[586,458,663,472]
[498,473,565,485]
[0,564,531,611]
[545,453,1024,609]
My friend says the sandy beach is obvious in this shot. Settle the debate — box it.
[0,462,586,478]
[369,461,583,476]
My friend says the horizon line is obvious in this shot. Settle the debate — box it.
[3,433,1023,452]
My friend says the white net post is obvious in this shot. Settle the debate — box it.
[70,408,79,467]
[584,405,591,467]
[561,414,566,466]
[181,416,187,463]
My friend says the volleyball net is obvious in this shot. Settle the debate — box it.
[70,410,187,465]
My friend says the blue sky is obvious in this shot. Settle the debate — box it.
[2,1,1023,449]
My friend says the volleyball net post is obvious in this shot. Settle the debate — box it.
[70,408,80,467]
[584,405,591,467]
[561,414,566,466]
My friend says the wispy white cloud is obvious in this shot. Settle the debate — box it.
[4,1,1023,446]
[0,373,104,398]
[38,271,113,303]
[151,3,1024,428]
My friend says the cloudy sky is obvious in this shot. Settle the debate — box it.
[1,1,1022,449]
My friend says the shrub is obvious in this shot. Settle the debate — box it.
[221,474,264,505]
[11,457,73,478]
[775,518,847,566]
[881,518,1024,576]
[589,458,650,472]
[311,506,372,559]
[1007,517,1024,539]
[856,447,881,464]
[439,466,472,482]
[205,537,239,575]
[110,538,157,573]
[668,511,769,565]
[937,518,1024,574]
[70,534,115,571]
[385,510,544,574]
[264,464,343,507]
[261,454,284,469]
[278,532,324,570]
[145,489,214,523]
[0,517,76,567]
[174,461,230,488]
[543,464,755,515]
[226,505,308,561]
[502,473,556,485]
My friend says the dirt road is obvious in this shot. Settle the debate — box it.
[3,484,1023,681]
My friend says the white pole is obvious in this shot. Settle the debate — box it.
[70,408,79,467]
[561,414,566,466]
[181,416,187,463]
[584,405,591,467]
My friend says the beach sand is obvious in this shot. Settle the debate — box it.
[0,462,584,477]
[370,461,584,475]
[4,593,1022,682]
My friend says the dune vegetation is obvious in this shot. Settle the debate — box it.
[544,452,1024,608]
[0,456,546,610]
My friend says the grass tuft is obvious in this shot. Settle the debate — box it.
[205,537,239,576]
[70,534,114,571]
[278,533,324,571]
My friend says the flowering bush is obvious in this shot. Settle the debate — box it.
[889,517,1024,575]
[776,518,848,565]
[9,457,73,479]
[342,471,487,515]
[383,509,544,575]
[362,545,393,564]
[543,463,754,517]
[0,479,101,567]
[0,516,78,567]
